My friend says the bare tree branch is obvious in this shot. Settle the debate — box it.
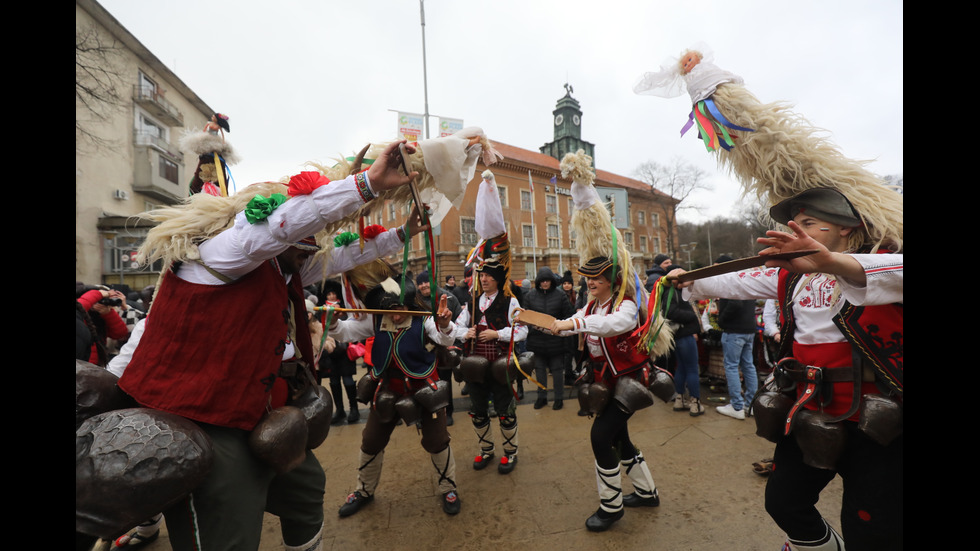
[76,24,125,153]
[633,156,712,260]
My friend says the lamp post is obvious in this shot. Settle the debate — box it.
[680,241,698,268]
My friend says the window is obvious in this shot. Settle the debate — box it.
[624,231,634,251]
[638,211,646,225]
[569,228,576,250]
[497,185,507,207]
[547,224,560,248]
[159,156,178,184]
[521,190,532,211]
[639,235,648,252]
[524,262,535,280]
[388,202,396,220]
[567,197,574,216]
[103,227,163,274]
[653,237,662,254]
[522,224,534,247]
[460,217,477,245]
[138,71,157,98]
[651,213,660,228]
[546,194,557,214]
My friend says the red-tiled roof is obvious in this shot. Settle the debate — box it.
[489,140,675,201]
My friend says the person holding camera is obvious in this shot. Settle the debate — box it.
[76,286,129,366]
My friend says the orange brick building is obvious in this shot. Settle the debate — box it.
[377,88,679,285]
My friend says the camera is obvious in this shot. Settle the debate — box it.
[99,297,123,307]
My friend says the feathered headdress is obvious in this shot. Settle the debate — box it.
[304,126,499,237]
[561,150,639,308]
[635,44,902,253]
[181,113,240,197]
[560,150,672,358]
[464,170,515,300]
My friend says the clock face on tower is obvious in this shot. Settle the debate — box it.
[554,114,564,126]
[573,114,580,126]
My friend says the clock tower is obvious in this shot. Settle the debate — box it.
[540,83,596,164]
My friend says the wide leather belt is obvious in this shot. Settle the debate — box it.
[779,363,856,383]
[777,359,875,383]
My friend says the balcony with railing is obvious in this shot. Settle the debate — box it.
[132,130,185,203]
[132,85,184,127]
[134,130,183,160]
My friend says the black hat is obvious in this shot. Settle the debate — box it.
[714,254,734,264]
[416,271,431,285]
[212,113,230,132]
[364,277,421,312]
[653,254,670,266]
[577,257,614,280]
[769,188,861,228]
[477,262,507,286]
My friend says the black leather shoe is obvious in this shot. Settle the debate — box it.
[338,491,373,517]
[552,399,563,411]
[534,396,547,409]
[331,410,346,425]
[473,451,495,470]
[585,508,624,532]
[347,408,360,423]
[442,490,461,515]
[623,489,660,508]
[498,453,518,474]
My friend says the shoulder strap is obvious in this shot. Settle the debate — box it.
[190,259,235,284]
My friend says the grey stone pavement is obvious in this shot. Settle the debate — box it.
[133,377,843,551]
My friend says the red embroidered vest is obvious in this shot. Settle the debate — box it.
[585,297,651,381]
[777,259,903,420]
[119,261,313,430]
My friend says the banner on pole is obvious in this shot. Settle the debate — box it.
[398,112,425,142]
[438,117,464,137]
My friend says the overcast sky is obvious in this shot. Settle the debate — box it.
[95,0,903,224]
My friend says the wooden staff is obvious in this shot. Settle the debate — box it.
[312,306,432,317]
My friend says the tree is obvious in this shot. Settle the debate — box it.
[678,216,760,269]
[76,24,125,152]
[634,157,712,260]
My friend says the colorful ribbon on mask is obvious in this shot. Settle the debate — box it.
[610,221,628,311]
[213,153,228,197]
[633,276,675,355]
[680,98,754,152]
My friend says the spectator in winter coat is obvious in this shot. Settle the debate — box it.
[661,264,705,416]
[524,267,577,410]
[644,254,672,293]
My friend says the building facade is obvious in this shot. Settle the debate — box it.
[76,0,214,290]
[379,88,678,285]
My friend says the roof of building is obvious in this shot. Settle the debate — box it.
[489,140,676,202]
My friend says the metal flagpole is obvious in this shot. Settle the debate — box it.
[419,0,430,140]
[528,171,537,274]
[558,215,563,274]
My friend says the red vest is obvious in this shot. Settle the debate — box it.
[119,261,313,430]
[585,297,650,381]
[777,260,903,419]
